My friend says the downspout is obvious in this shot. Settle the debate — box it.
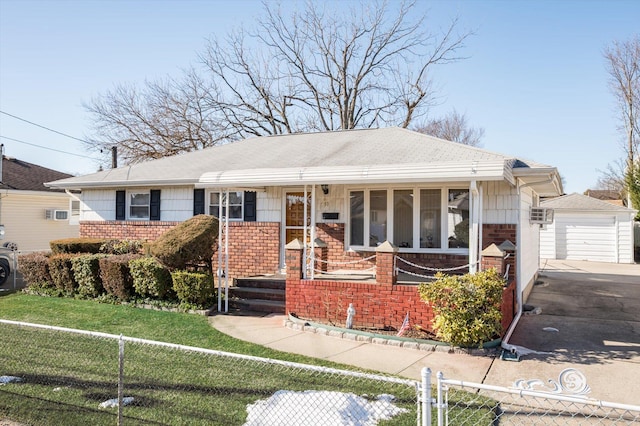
[469,181,479,273]
[302,185,308,279]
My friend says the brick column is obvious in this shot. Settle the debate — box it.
[313,238,328,273]
[375,241,398,286]
[285,239,305,280]
[481,243,506,277]
[498,240,517,283]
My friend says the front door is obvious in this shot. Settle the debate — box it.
[284,191,311,245]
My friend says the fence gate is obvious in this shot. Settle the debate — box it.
[421,367,640,425]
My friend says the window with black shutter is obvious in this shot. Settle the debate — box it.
[150,189,161,221]
[193,188,205,216]
[115,190,126,220]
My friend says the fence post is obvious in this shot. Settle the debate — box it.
[118,334,124,426]
[436,371,444,426]
[421,367,432,426]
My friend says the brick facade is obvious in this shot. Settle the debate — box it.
[80,220,180,241]
[212,222,281,281]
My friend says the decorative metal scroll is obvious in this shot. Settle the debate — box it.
[513,368,591,397]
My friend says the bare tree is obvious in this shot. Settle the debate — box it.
[84,71,232,164]
[413,109,484,146]
[602,36,640,208]
[85,1,471,164]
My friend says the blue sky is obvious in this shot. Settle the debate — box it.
[0,0,638,194]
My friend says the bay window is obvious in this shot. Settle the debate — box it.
[348,187,470,250]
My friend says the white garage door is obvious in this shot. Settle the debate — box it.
[556,216,617,262]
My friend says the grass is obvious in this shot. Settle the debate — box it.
[0,292,494,425]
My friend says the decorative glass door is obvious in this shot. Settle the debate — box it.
[285,191,311,244]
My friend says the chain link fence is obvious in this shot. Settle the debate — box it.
[0,319,420,425]
[428,370,640,425]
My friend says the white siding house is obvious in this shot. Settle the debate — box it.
[47,127,564,307]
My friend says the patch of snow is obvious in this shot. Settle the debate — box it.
[0,376,22,385]
[244,390,408,426]
[99,397,135,409]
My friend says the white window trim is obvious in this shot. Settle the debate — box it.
[346,185,470,254]
[127,191,150,221]
[208,190,244,221]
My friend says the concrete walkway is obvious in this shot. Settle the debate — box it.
[209,259,640,405]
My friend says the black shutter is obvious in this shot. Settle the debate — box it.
[115,190,126,220]
[243,191,256,222]
[193,188,205,216]
[150,190,161,221]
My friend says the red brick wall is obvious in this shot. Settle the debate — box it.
[288,277,518,337]
[483,223,517,282]
[80,220,180,241]
[286,279,436,331]
[212,222,281,281]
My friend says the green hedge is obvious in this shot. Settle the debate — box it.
[50,238,106,254]
[18,252,54,292]
[98,254,142,300]
[150,215,218,270]
[48,254,78,295]
[71,254,105,298]
[418,268,504,348]
[130,257,173,299]
[171,271,214,307]
[99,239,144,255]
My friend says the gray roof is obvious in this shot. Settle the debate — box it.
[47,127,562,195]
[542,193,636,212]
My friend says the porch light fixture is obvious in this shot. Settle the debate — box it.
[321,184,329,195]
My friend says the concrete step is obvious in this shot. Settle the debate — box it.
[235,277,285,290]
[229,286,285,302]
[229,298,285,314]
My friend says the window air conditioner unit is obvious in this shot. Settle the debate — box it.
[530,207,553,224]
[45,209,69,221]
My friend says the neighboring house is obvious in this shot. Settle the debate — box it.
[0,156,80,252]
[47,127,563,327]
[583,189,626,207]
[540,192,637,263]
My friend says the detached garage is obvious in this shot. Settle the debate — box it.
[540,193,637,263]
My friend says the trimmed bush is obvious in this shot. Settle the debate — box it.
[71,254,105,298]
[49,254,78,295]
[418,268,504,348]
[50,238,106,254]
[18,251,54,291]
[171,271,214,307]
[99,254,142,300]
[130,257,173,299]
[100,239,144,255]
[150,215,218,270]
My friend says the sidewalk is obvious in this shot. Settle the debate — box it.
[209,259,640,405]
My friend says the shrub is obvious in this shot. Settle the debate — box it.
[49,254,78,295]
[130,257,173,299]
[18,251,54,291]
[418,268,505,348]
[150,215,218,270]
[71,254,105,298]
[100,239,144,255]
[50,238,106,254]
[171,271,214,307]
[99,254,141,300]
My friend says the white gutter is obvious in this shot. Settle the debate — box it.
[199,161,509,187]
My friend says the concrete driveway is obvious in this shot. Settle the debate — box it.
[484,259,640,405]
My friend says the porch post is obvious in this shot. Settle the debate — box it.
[469,181,480,274]
[303,185,308,279]
[310,185,316,279]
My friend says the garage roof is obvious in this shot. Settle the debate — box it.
[542,193,637,213]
